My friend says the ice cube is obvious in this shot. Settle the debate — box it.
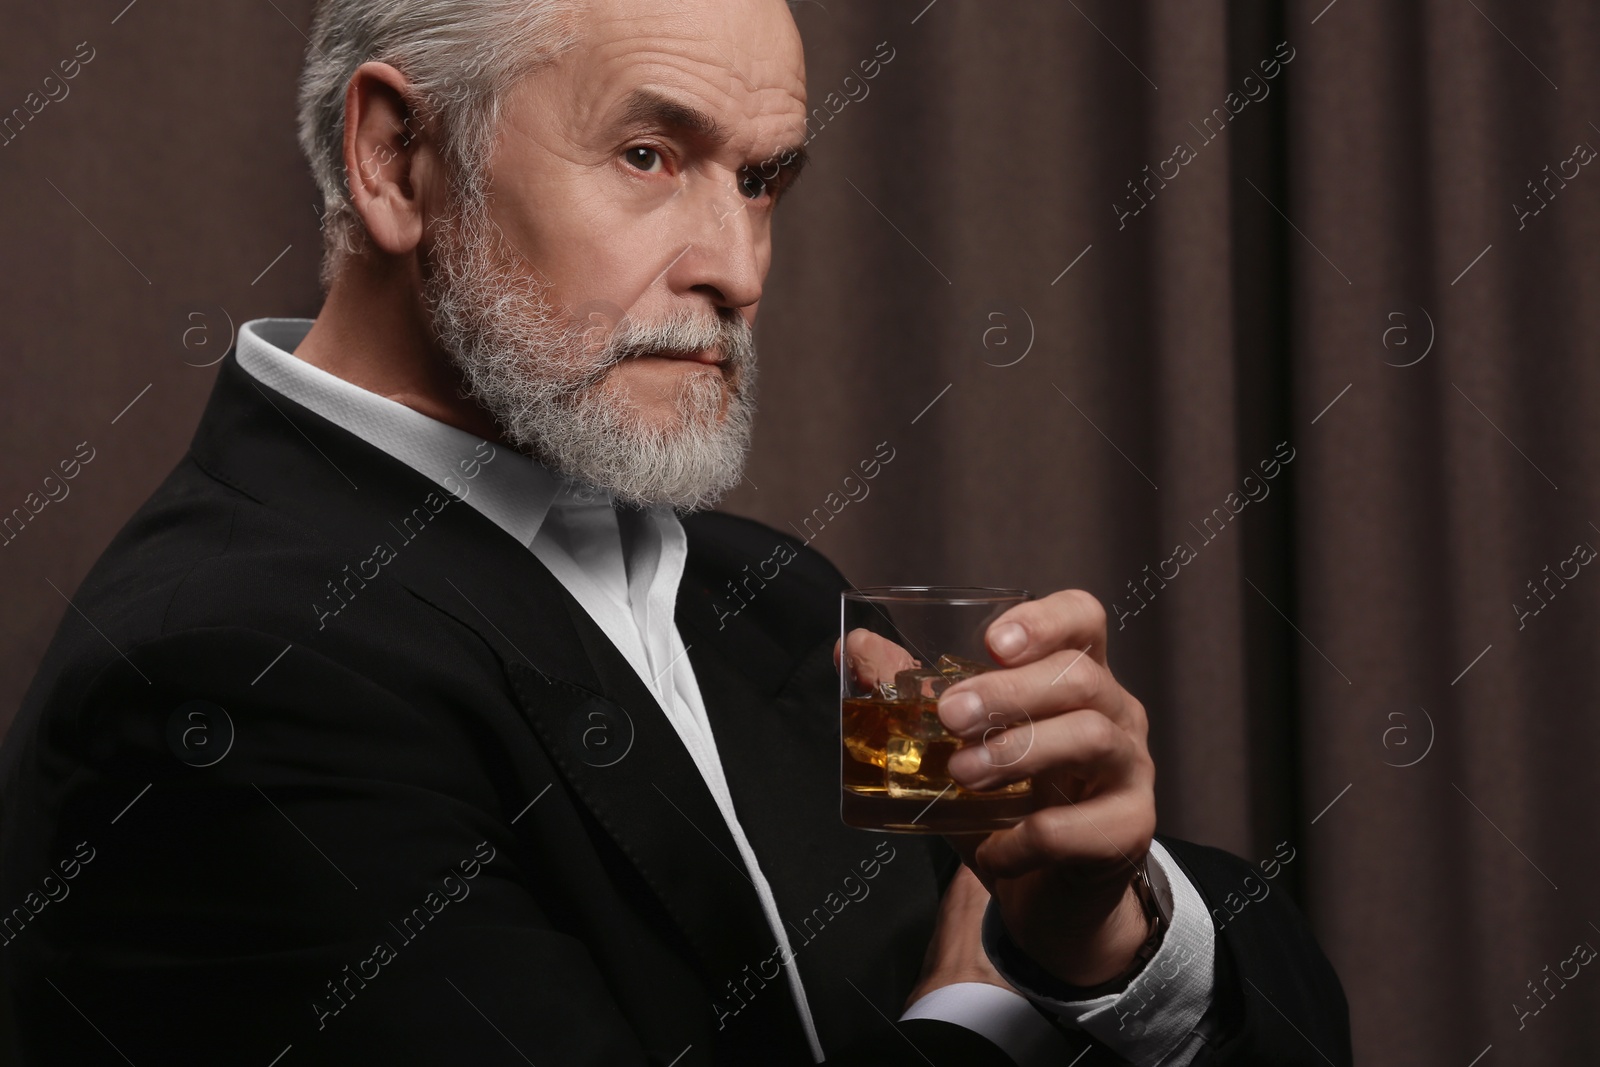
[892,706,948,744]
[895,668,952,701]
[888,735,944,797]
[873,679,900,700]
[885,736,923,775]
[843,733,884,769]
[936,653,992,679]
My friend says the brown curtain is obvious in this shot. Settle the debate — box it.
[3,0,1597,1061]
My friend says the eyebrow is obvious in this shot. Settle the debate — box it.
[612,87,811,192]
[617,87,730,143]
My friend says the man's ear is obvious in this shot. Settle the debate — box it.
[341,61,442,257]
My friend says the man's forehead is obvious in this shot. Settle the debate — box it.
[579,0,804,66]
[563,0,808,139]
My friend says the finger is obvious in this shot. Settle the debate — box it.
[947,708,1145,793]
[938,647,1145,742]
[839,627,919,689]
[974,787,1155,881]
[983,589,1110,670]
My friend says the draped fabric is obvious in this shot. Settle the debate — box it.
[3,1,1597,1062]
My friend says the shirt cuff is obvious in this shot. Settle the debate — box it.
[899,982,1074,1067]
[980,839,1216,1066]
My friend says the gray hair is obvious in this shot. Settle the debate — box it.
[296,0,584,290]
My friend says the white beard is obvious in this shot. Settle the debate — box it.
[422,193,758,512]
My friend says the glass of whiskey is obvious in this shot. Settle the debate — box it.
[840,586,1033,833]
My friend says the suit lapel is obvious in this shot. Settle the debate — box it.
[189,355,789,1023]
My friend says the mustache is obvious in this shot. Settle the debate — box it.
[567,310,755,390]
[608,312,751,362]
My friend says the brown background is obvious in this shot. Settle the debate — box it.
[4,0,1599,1062]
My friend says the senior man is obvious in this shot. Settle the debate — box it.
[0,0,1348,1064]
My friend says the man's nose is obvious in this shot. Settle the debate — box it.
[668,182,765,311]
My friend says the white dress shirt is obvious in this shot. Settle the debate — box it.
[236,318,1215,1066]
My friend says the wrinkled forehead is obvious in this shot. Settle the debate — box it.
[546,0,808,156]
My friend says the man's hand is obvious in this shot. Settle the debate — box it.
[903,865,1018,1011]
[938,589,1157,988]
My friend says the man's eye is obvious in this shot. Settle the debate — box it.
[738,168,768,200]
[623,146,664,173]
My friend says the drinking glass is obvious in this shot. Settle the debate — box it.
[840,586,1033,833]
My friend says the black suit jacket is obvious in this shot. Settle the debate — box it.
[0,354,1351,1065]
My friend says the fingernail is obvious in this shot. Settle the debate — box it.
[991,622,1026,658]
[940,690,983,733]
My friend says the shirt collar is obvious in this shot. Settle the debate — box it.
[236,317,602,549]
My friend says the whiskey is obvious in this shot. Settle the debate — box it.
[841,670,1031,832]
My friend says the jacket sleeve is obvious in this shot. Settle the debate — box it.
[1159,835,1352,1067]
[950,834,1350,1067]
